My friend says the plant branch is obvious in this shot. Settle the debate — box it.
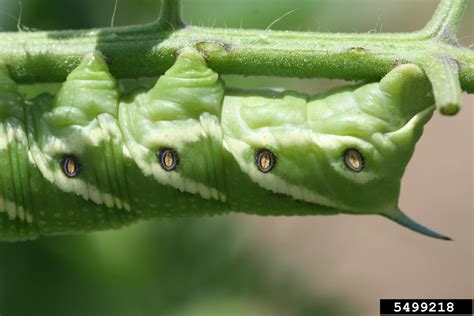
[157,0,184,28]
[419,0,469,45]
[0,0,472,115]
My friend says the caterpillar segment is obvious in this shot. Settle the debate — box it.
[25,53,136,237]
[0,65,37,240]
[0,48,449,241]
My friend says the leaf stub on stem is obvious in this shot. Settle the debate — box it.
[420,54,461,115]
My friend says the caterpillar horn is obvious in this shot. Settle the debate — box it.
[383,209,452,241]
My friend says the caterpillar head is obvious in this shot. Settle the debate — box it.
[224,65,449,240]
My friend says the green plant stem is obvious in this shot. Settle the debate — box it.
[419,0,469,44]
[0,0,472,113]
[157,0,184,28]
[1,26,472,86]
[420,54,461,115]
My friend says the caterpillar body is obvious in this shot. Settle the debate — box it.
[0,48,449,241]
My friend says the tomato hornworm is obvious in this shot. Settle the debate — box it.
[0,48,449,241]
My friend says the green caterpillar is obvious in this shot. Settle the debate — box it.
[0,48,448,241]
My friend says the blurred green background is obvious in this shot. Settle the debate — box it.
[0,1,472,316]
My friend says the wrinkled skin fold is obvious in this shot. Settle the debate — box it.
[0,48,450,241]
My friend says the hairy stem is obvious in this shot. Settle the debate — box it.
[419,54,461,115]
[158,0,184,28]
[419,0,469,44]
[1,26,472,85]
[0,0,471,115]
